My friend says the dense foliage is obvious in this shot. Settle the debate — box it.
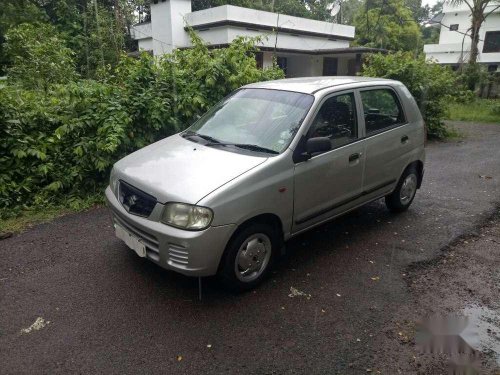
[353,0,422,52]
[0,32,283,215]
[362,52,472,138]
[0,0,133,77]
[4,23,77,90]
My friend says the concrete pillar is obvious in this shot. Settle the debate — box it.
[151,0,192,55]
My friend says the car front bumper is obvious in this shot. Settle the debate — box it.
[105,186,236,277]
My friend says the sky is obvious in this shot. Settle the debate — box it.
[421,0,441,7]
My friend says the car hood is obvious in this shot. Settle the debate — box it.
[113,134,268,204]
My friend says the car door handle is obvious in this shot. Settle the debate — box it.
[401,135,409,144]
[349,153,360,162]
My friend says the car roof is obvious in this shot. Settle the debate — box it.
[243,76,397,94]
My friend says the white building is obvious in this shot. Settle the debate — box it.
[131,0,384,77]
[424,2,500,71]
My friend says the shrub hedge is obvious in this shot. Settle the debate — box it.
[0,32,283,216]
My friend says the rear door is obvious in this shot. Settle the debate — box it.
[292,91,365,233]
[359,86,414,199]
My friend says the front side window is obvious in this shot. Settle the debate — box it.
[360,88,405,135]
[308,92,358,149]
[187,89,314,154]
[483,31,500,53]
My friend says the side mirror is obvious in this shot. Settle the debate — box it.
[305,137,331,156]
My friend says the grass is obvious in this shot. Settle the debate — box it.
[446,98,500,123]
[0,206,75,234]
[0,194,104,235]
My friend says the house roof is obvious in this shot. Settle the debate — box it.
[185,5,355,41]
[243,76,395,94]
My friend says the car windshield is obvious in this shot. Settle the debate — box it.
[186,88,314,154]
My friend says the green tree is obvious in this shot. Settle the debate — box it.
[353,0,422,51]
[0,0,46,75]
[4,23,77,91]
[338,0,363,24]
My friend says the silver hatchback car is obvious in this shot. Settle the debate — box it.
[106,77,425,290]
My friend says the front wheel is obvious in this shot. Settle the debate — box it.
[385,167,419,213]
[218,223,278,292]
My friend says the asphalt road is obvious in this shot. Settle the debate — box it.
[1,122,500,374]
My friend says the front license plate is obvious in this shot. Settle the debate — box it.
[115,224,146,258]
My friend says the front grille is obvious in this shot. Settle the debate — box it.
[118,180,157,217]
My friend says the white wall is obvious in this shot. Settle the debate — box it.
[262,52,274,69]
[134,2,355,56]
[138,38,153,52]
[150,0,192,55]
[284,55,323,77]
[131,22,152,40]
[424,3,500,65]
[224,27,349,50]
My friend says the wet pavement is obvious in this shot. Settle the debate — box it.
[1,122,500,374]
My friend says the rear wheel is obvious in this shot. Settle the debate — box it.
[218,222,278,292]
[385,166,419,213]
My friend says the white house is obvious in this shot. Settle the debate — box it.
[424,2,500,71]
[131,0,384,77]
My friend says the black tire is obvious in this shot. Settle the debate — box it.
[218,222,279,292]
[385,166,419,213]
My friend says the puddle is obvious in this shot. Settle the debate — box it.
[462,305,500,365]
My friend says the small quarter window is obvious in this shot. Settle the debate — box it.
[309,93,358,149]
[360,89,405,135]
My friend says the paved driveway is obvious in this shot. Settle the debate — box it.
[1,122,499,374]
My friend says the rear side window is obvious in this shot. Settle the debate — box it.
[360,89,405,135]
[308,92,358,149]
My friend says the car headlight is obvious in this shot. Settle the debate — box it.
[109,167,118,196]
[161,203,213,230]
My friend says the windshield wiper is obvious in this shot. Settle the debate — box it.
[182,131,222,144]
[233,144,279,154]
[206,142,279,155]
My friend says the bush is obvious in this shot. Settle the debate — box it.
[0,33,284,215]
[361,52,471,139]
[4,23,77,91]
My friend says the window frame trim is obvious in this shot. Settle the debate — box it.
[292,88,363,163]
[304,90,361,147]
[357,85,409,138]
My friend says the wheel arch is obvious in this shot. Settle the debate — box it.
[400,159,424,189]
[217,213,285,275]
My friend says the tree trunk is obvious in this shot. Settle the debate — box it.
[468,17,482,64]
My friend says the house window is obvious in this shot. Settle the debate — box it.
[483,31,500,53]
[488,64,498,72]
[450,24,459,31]
[323,57,338,76]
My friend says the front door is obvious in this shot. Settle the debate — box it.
[293,91,365,233]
